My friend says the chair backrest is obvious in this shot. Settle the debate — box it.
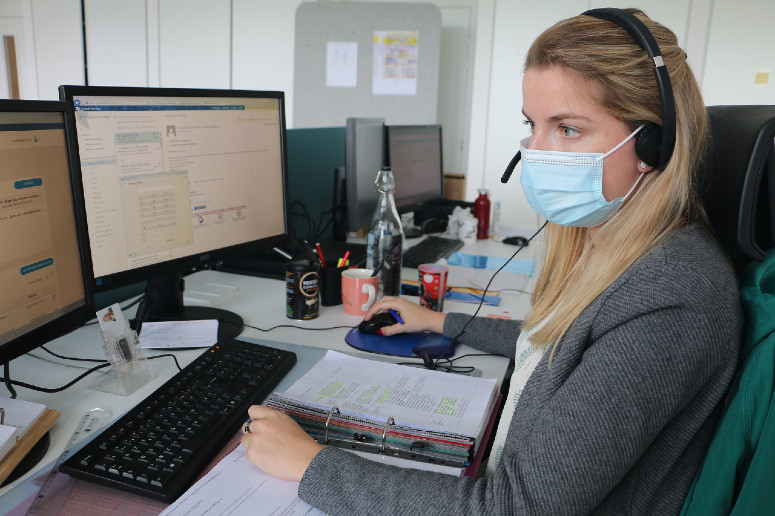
[701,105,775,275]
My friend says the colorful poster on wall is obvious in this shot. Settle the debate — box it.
[372,30,418,96]
[326,42,358,88]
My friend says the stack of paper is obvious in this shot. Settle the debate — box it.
[0,397,46,462]
[266,351,498,466]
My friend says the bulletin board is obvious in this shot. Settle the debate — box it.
[293,2,441,128]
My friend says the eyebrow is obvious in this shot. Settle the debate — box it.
[521,109,593,123]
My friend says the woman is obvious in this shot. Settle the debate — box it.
[241,9,742,514]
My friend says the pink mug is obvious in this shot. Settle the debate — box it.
[341,269,377,316]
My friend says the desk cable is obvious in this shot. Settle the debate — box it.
[1,347,182,397]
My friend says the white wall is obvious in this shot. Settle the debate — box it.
[7,0,775,231]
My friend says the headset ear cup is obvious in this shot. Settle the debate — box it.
[635,123,662,169]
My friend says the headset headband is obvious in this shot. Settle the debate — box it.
[582,8,676,171]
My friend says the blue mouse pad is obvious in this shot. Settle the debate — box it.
[345,328,455,358]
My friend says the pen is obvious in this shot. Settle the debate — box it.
[388,309,405,325]
[339,251,350,268]
[315,243,327,267]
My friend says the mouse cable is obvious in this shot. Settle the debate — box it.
[233,320,357,333]
[395,360,475,374]
[432,221,548,371]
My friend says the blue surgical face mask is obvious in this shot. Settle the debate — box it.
[519,126,644,227]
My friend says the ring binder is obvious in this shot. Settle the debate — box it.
[380,417,395,453]
[324,406,340,444]
[265,351,499,468]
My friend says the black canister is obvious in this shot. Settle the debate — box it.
[285,259,320,319]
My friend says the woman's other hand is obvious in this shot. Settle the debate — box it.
[241,405,323,482]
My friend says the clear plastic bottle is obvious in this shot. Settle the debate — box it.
[474,188,491,239]
[366,167,404,297]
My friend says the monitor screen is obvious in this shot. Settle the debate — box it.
[59,86,289,339]
[345,118,385,233]
[0,100,93,365]
[385,124,444,213]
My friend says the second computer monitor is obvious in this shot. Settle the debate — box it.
[345,117,385,234]
[386,124,444,213]
[0,100,93,366]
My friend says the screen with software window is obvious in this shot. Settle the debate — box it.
[386,124,444,212]
[0,103,91,362]
[63,88,287,287]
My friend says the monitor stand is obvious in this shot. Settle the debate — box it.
[137,272,244,342]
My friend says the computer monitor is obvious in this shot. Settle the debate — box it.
[345,117,385,233]
[385,124,444,213]
[0,100,94,367]
[59,86,289,340]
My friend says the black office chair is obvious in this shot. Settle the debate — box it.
[700,105,775,275]
[680,106,775,515]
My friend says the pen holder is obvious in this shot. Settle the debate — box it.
[320,265,348,306]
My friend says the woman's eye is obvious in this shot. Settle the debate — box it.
[560,125,580,138]
[523,120,535,132]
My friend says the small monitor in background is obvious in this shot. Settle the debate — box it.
[385,124,445,214]
[0,100,94,368]
[345,117,385,234]
[59,86,289,341]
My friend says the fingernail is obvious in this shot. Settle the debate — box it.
[378,329,383,335]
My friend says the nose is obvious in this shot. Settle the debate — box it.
[525,128,546,151]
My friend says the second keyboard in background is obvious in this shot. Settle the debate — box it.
[403,236,464,268]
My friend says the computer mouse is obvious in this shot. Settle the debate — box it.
[503,235,528,247]
[358,311,399,335]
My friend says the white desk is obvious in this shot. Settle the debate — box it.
[0,236,536,504]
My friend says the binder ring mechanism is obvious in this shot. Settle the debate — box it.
[323,406,340,444]
[323,406,395,454]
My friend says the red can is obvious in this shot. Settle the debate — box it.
[418,264,449,312]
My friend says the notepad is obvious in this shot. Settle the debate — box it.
[0,397,46,458]
[0,397,59,484]
[266,350,498,466]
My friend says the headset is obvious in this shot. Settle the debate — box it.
[501,7,677,184]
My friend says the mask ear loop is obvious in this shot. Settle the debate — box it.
[594,124,645,162]
[620,172,645,202]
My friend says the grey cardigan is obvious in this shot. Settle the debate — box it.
[298,225,742,515]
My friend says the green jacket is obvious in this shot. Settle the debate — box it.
[681,249,775,515]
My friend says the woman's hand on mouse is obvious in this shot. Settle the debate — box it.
[240,405,323,482]
[363,297,446,336]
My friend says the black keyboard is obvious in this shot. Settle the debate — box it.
[61,338,296,502]
[403,236,464,268]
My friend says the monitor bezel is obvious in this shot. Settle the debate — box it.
[385,124,445,214]
[58,85,291,294]
[0,99,95,365]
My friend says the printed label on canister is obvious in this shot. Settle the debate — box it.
[286,262,320,320]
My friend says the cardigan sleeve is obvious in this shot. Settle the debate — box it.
[443,312,523,359]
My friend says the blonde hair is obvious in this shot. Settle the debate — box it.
[523,9,709,350]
